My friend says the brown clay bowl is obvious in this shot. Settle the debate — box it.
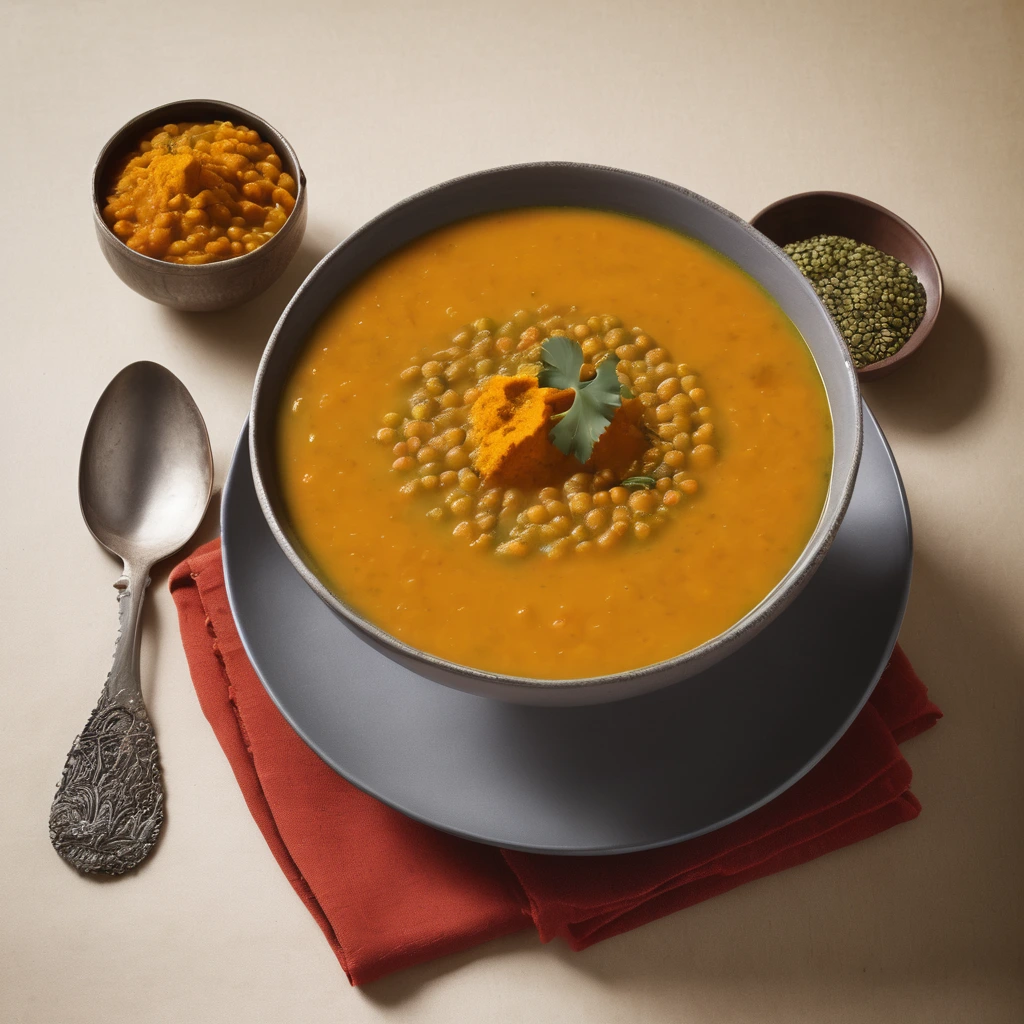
[750,192,942,382]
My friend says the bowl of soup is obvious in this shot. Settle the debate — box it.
[250,163,861,705]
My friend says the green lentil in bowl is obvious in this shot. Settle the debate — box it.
[783,234,926,369]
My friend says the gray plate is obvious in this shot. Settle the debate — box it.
[222,402,910,855]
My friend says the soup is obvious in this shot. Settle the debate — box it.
[277,208,832,679]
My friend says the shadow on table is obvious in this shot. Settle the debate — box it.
[142,487,223,728]
[360,930,540,1005]
[861,292,990,433]
[159,233,335,375]
[360,540,1023,1008]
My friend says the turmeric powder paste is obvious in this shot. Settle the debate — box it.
[102,121,296,263]
[468,376,576,487]
[467,376,649,492]
[277,208,833,680]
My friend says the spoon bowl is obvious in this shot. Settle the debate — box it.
[79,361,214,562]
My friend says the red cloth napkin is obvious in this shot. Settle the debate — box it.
[170,539,941,985]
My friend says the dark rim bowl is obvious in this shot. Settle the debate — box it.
[250,163,863,706]
[92,98,308,312]
[750,191,943,382]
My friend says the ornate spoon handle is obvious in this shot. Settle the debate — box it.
[49,566,164,875]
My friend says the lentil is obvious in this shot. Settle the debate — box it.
[102,121,295,264]
[784,234,926,368]
[374,306,720,556]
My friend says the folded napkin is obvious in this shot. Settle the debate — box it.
[170,540,941,985]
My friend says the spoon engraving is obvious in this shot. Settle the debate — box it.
[50,362,213,875]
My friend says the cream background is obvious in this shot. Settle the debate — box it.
[1,1,1021,1021]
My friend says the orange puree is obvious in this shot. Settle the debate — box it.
[277,208,833,679]
[468,376,649,488]
[469,376,576,486]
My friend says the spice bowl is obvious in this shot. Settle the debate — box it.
[92,98,307,312]
[750,192,942,382]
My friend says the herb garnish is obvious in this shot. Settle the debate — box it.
[621,476,657,490]
[538,336,623,463]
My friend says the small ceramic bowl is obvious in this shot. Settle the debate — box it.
[750,192,942,382]
[92,99,307,312]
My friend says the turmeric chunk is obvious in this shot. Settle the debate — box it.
[588,397,649,479]
[149,151,202,202]
[469,375,650,488]
[469,376,576,488]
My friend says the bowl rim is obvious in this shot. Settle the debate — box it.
[749,190,944,380]
[250,162,863,694]
[92,97,306,275]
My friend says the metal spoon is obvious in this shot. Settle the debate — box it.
[50,362,213,875]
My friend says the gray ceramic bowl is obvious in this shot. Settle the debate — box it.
[92,99,307,312]
[250,163,862,706]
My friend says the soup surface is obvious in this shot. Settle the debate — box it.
[277,208,832,679]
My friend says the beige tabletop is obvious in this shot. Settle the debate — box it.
[2,1,1022,1020]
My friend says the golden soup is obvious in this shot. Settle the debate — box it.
[277,208,833,679]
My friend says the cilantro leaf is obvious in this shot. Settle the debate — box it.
[539,336,622,463]
[537,335,584,390]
